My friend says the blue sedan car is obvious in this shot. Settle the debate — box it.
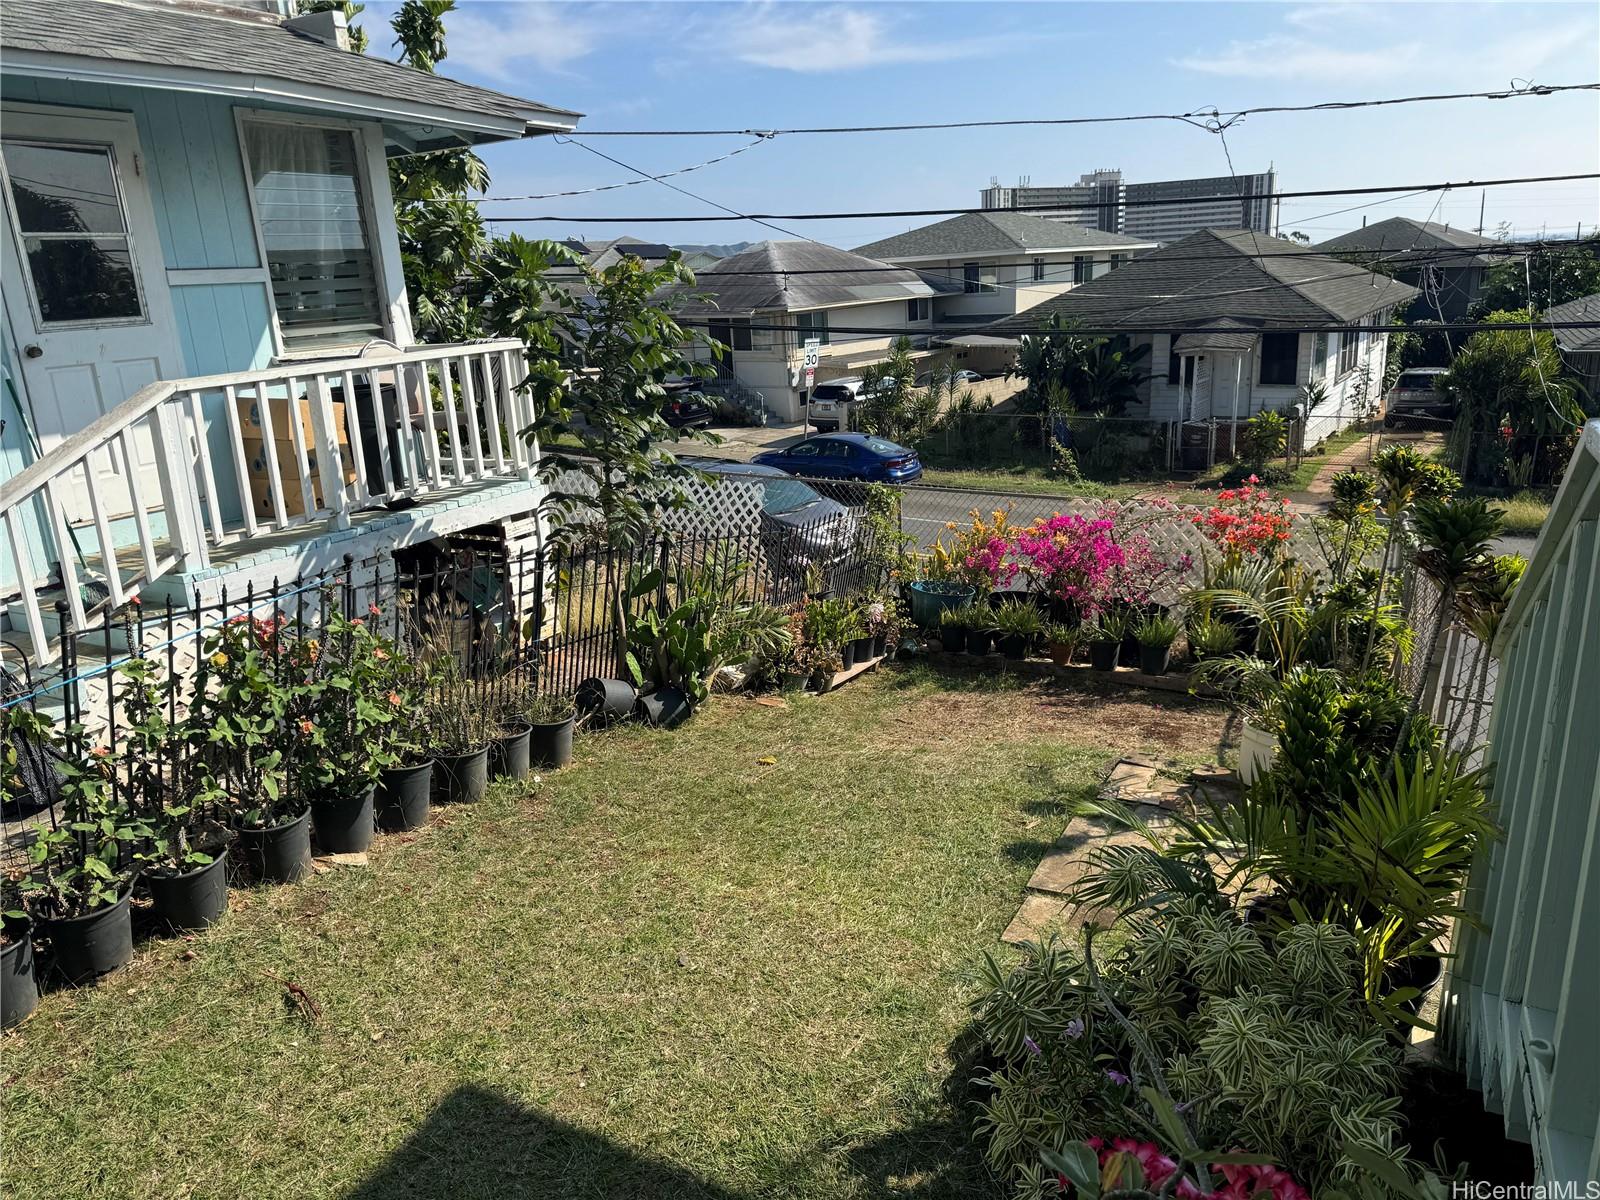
[752,432,923,483]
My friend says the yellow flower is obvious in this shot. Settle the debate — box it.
[210,652,228,668]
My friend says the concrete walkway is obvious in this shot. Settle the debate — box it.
[999,756,1238,945]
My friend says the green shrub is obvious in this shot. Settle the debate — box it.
[973,909,1411,1197]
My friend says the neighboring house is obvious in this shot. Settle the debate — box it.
[1312,217,1501,322]
[985,229,1417,452]
[852,211,1155,332]
[0,0,580,663]
[676,240,936,423]
[1547,291,1600,401]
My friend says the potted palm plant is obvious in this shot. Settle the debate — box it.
[938,604,970,652]
[1043,622,1079,668]
[992,599,1044,660]
[1185,613,1240,663]
[1134,613,1180,676]
[524,693,577,770]
[965,605,998,656]
[1086,611,1127,671]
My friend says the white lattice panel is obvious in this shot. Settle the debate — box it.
[662,475,766,538]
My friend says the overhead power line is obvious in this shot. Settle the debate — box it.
[537,239,1585,279]
[565,82,1600,137]
[674,318,1600,338]
[472,172,1600,221]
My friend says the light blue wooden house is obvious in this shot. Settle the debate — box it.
[0,0,578,663]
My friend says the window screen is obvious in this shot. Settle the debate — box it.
[245,122,383,352]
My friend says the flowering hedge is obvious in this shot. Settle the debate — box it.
[1190,479,1294,563]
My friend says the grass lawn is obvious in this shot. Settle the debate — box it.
[2,668,1230,1200]
[919,466,1148,501]
[1489,489,1552,537]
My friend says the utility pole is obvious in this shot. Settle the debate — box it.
[1477,190,1486,235]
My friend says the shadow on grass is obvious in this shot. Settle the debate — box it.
[343,1084,744,1200]
[344,1040,1002,1199]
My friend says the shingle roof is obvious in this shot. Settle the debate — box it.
[1547,292,1600,354]
[985,228,1418,335]
[1311,217,1500,266]
[676,241,933,314]
[852,211,1153,260]
[0,0,580,142]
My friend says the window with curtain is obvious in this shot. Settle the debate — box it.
[244,121,383,353]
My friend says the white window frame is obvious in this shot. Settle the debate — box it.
[0,134,153,332]
[234,107,402,361]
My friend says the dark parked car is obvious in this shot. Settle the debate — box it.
[663,390,714,429]
[1383,368,1452,428]
[752,432,922,483]
[689,460,862,583]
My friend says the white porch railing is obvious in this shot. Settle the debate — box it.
[1,339,533,663]
[1440,419,1600,1182]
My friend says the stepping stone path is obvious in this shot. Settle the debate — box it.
[999,756,1240,947]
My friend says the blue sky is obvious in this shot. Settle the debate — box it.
[367,1,1599,249]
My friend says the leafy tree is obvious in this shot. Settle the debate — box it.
[521,253,720,552]
[859,338,938,443]
[1470,237,1600,318]
[1438,310,1585,487]
[388,0,494,342]
[1013,317,1150,416]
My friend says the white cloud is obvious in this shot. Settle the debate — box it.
[1176,5,1593,83]
[436,2,599,79]
[716,2,1030,73]
[1174,35,1420,81]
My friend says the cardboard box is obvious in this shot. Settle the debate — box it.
[235,394,350,452]
[242,429,357,521]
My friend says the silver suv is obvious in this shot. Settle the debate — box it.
[1383,368,1452,428]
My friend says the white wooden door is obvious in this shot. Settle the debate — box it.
[0,105,184,528]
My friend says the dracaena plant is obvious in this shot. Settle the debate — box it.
[973,911,1414,1199]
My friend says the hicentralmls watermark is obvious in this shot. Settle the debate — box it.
[1452,1183,1600,1200]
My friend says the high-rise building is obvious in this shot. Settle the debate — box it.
[980,169,1278,243]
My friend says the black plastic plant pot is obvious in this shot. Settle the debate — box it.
[312,785,376,855]
[871,633,888,658]
[575,677,637,726]
[941,625,968,653]
[967,629,995,656]
[491,722,532,782]
[235,807,313,885]
[636,687,693,730]
[528,716,575,770]
[1089,641,1119,671]
[435,747,490,804]
[840,640,858,670]
[2,915,39,1029]
[1139,645,1172,676]
[377,760,433,831]
[146,850,230,931]
[999,633,1030,660]
[41,892,134,986]
[850,635,874,664]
